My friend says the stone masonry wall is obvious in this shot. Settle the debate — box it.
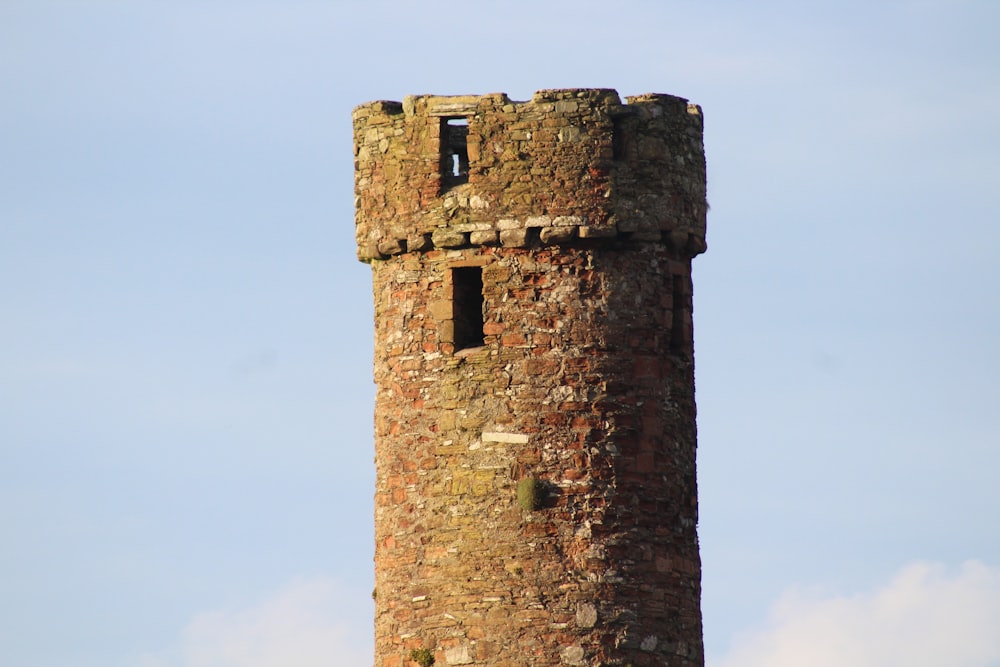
[355,90,707,667]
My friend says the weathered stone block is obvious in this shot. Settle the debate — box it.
[539,226,576,244]
[445,645,473,665]
[431,229,468,248]
[469,230,499,246]
[499,229,531,247]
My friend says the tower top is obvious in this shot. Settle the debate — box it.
[353,88,707,262]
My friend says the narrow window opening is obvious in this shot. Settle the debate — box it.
[441,117,469,190]
[452,266,484,350]
[612,116,628,161]
[670,273,692,355]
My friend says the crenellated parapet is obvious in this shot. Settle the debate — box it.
[353,88,707,261]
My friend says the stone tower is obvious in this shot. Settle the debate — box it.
[353,89,707,667]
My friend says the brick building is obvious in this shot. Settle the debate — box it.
[353,88,708,667]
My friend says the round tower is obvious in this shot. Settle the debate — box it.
[354,88,708,667]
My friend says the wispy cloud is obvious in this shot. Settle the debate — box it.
[143,576,372,667]
[715,560,1000,667]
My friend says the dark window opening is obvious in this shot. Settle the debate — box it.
[612,116,629,161]
[453,266,484,350]
[670,273,692,354]
[441,117,469,189]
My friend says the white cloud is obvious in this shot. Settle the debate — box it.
[715,560,1000,667]
[144,576,372,667]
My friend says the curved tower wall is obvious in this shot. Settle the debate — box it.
[354,89,707,667]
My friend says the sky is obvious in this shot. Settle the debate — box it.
[1,1,998,665]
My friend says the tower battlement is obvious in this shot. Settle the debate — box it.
[354,89,707,261]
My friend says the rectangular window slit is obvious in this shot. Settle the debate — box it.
[453,266,484,350]
[670,273,692,355]
[441,117,469,190]
[612,116,628,161]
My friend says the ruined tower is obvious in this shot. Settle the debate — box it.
[353,89,707,667]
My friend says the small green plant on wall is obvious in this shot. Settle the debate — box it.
[517,477,545,511]
[409,648,435,667]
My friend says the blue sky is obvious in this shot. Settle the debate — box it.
[2,1,998,666]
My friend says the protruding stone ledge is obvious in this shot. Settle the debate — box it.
[357,218,707,261]
[431,229,468,248]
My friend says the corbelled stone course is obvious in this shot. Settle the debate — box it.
[355,89,707,667]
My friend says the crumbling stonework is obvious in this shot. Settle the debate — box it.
[354,89,707,667]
